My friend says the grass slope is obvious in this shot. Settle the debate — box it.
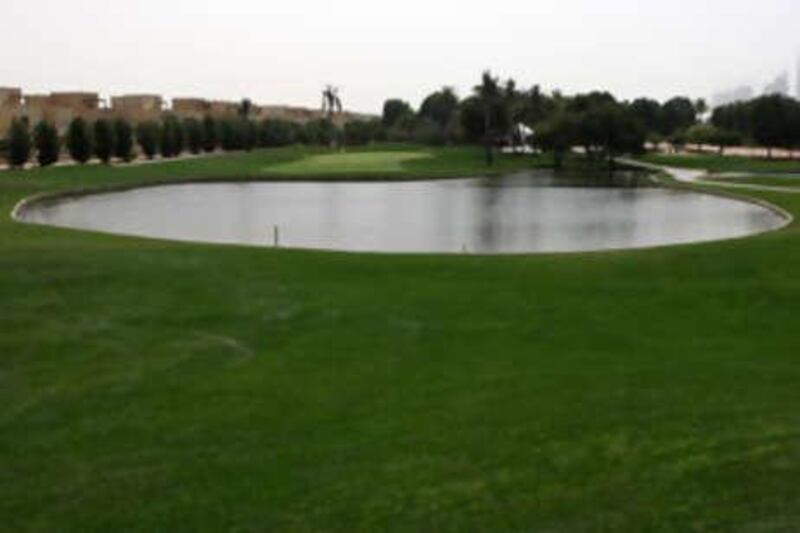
[709,175,800,188]
[641,153,800,173]
[2,146,800,531]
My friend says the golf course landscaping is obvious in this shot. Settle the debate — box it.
[2,145,800,531]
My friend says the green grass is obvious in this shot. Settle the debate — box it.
[708,175,800,188]
[267,150,432,175]
[2,145,800,531]
[640,152,800,173]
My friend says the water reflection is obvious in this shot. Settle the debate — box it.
[18,170,786,254]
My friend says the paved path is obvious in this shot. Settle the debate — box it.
[618,158,800,194]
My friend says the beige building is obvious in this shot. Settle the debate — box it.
[206,100,239,117]
[20,92,103,134]
[110,94,164,123]
[0,88,23,136]
[256,105,322,124]
[49,92,101,111]
[172,98,210,118]
[1,87,374,138]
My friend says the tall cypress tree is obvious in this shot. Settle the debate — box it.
[184,118,204,154]
[136,121,160,160]
[113,118,134,162]
[33,121,60,167]
[7,118,32,168]
[160,116,181,158]
[66,118,93,164]
[202,115,218,152]
[93,119,116,164]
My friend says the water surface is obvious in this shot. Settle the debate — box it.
[18,170,785,254]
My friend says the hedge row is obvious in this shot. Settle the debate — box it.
[3,115,385,168]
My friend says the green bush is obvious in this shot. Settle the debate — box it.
[344,119,384,146]
[136,121,160,160]
[93,119,116,164]
[113,119,134,162]
[66,118,93,164]
[412,118,447,146]
[243,120,258,152]
[33,121,60,167]
[258,119,297,147]
[300,119,339,146]
[6,118,32,168]
[220,118,248,151]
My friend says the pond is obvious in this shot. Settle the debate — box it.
[17,170,786,254]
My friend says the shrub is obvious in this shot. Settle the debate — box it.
[220,118,246,151]
[386,113,418,143]
[93,119,116,164]
[243,120,258,152]
[136,121,160,159]
[33,121,60,167]
[66,118,93,164]
[344,119,384,146]
[113,119,134,162]
[258,119,297,147]
[6,118,32,168]
[301,119,339,146]
[202,116,218,152]
[183,118,204,154]
[412,118,447,146]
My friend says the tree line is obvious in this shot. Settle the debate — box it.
[1,111,377,168]
[378,72,800,164]
[375,72,713,166]
[5,73,800,169]
[706,95,800,157]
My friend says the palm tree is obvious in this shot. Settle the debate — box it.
[321,85,343,148]
[238,98,253,119]
[504,79,527,154]
[694,98,708,122]
[475,71,501,165]
[322,86,343,118]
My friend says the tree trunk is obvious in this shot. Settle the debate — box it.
[483,107,493,166]
[485,142,494,166]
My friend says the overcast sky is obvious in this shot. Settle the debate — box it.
[2,0,799,112]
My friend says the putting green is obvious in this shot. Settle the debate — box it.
[266,150,433,175]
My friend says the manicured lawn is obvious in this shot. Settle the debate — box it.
[267,151,432,175]
[2,145,800,531]
[641,152,800,173]
[708,175,800,188]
